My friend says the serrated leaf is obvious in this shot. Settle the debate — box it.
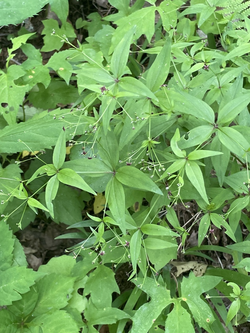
[111,26,135,78]
[116,166,163,195]
[131,277,172,333]
[0,220,15,270]
[32,273,75,316]
[185,161,209,204]
[0,0,49,25]
[84,265,119,308]
[0,266,37,306]
[31,310,79,332]
[0,66,29,125]
[58,168,96,195]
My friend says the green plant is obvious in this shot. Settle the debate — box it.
[1,0,250,332]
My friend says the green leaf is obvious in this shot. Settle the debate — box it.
[110,6,156,53]
[84,265,119,308]
[185,161,209,204]
[53,184,85,225]
[170,90,214,123]
[130,230,142,271]
[145,37,171,92]
[188,150,223,160]
[160,159,186,178]
[198,213,210,246]
[227,241,250,254]
[32,273,75,316]
[85,302,130,326]
[46,50,74,85]
[99,95,117,136]
[53,129,66,170]
[210,213,236,242]
[49,0,69,25]
[31,310,79,333]
[105,177,126,233]
[165,300,195,333]
[0,0,49,25]
[233,258,250,272]
[178,125,214,149]
[226,299,241,325]
[116,166,163,195]
[210,135,230,186]
[181,272,222,331]
[171,128,186,158]
[0,66,29,125]
[141,224,179,237]
[0,220,15,271]
[218,93,250,125]
[58,168,96,195]
[131,277,172,333]
[27,197,49,213]
[225,43,250,61]
[218,127,249,159]
[45,174,59,218]
[144,237,178,250]
[110,26,135,78]
[118,76,158,100]
[0,266,37,306]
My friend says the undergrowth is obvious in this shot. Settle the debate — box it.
[0,0,250,332]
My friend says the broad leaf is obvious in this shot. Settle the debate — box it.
[210,135,230,186]
[0,0,49,25]
[0,266,37,306]
[165,300,195,333]
[116,166,163,195]
[84,265,119,308]
[141,224,178,237]
[218,127,249,159]
[131,277,172,333]
[188,150,223,160]
[0,220,15,271]
[118,76,157,100]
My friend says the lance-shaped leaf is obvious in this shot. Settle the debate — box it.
[118,76,158,100]
[131,277,172,333]
[198,213,210,246]
[110,26,135,78]
[116,166,163,195]
[57,168,96,195]
[99,95,117,136]
[45,174,59,218]
[53,129,66,170]
[170,90,214,123]
[130,230,142,271]
[218,93,250,125]
[171,128,186,158]
[218,127,250,159]
[185,160,209,204]
[188,150,223,160]
[141,224,178,237]
[105,177,126,233]
[28,198,49,214]
[145,37,171,92]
